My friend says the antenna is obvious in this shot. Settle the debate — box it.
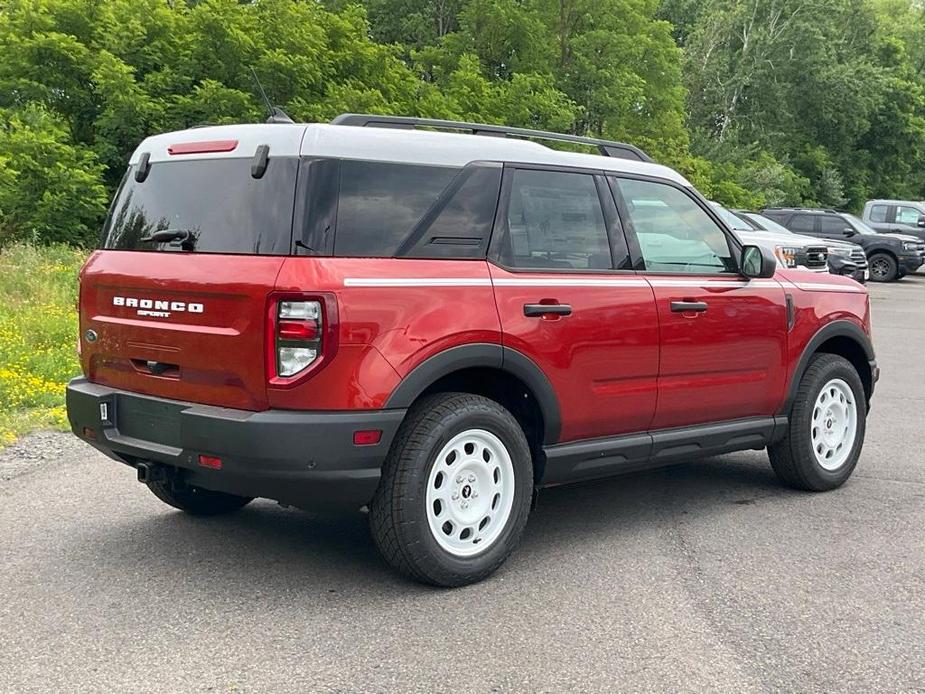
[249,67,294,124]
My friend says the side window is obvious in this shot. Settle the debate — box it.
[789,215,816,233]
[819,216,850,237]
[501,169,613,270]
[399,165,502,259]
[334,161,457,257]
[897,206,921,225]
[869,204,888,223]
[614,178,734,274]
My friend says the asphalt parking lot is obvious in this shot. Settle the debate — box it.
[2,276,923,693]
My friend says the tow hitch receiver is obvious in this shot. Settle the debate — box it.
[136,462,167,484]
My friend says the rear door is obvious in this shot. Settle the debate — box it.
[612,176,788,430]
[787,213,819,237]
[489,166,659,443]
[866,203,892,233]
[81,149,300,411]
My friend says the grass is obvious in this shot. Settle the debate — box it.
[0,243,87,445]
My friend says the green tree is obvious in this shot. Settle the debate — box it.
[676,0,925,207]
[0,105,108,245]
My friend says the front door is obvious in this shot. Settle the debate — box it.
[489,166,659,443]
[892,205,925,241]
[610,176,789,430]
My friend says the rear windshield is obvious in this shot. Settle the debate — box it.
[102,158,298,254]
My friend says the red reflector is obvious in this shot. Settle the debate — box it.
[168,139,238,155]
[198,455,223,470]
[82,427,97,440]
[353,430,382,446]
[278,320,318,340]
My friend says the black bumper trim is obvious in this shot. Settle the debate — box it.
[66,378,406,510]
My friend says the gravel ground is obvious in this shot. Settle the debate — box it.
[1,275,923,693]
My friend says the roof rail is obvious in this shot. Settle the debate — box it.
[331,113,654,163]
[764,207,840,214]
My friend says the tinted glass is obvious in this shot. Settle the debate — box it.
[710,202,753,230]
[789,215,816,233]
[502,169,612,270]
[819,216,851,236]
[869,204,888,223]
[842,213,876,234]
[743,212,794,235]
[616,178,733,274]
[102,158,299,254]
[399,165,502,258]
[897,206,921,225]
[334,162,457,257]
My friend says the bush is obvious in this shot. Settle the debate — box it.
[0,243,85,444]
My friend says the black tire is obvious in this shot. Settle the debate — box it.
[369,392,534,587]
[768,354,866,491]
[146,479,253,516]
[868,252,898,282]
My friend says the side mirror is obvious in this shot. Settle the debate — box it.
[741,244,777,279]
[843,228,857,237]
[917,216,925,228]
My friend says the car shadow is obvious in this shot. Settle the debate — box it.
[78,452,789,596]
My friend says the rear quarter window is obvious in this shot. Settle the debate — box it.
[324,160,501,259]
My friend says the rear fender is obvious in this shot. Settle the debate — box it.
[384,343,562,445]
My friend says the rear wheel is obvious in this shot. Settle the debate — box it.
[146,479,253,516]
[868,252,898,282]
[768,354,866,491]
[369,393,533,587]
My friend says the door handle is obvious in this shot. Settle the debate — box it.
[670,300,708,313]
[524,303,572,317]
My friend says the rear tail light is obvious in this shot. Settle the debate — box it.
[267,294,337,385]
[276,300,322,377]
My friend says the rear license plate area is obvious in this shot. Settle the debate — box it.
[116,395,183,447]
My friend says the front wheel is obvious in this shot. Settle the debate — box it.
[868,252,898,282]
[369,393,534,587]
[768,354,866,491]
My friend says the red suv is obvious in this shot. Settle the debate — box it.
[67,115,877,586]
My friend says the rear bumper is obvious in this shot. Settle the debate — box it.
[66,378,405,510]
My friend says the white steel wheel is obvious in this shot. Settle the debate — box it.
[810,378,858,471]
[425,429,516,557]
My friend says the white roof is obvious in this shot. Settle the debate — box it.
[129,122,691,186]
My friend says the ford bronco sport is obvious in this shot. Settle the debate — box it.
[67,115,878,587]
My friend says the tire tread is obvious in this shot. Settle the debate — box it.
[769,353,866,491]
[369,392,532,587]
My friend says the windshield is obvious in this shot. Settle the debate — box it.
[709,202,754,231]
[842,213,877,235]
[102,158,299,254]
[742,212,793,235]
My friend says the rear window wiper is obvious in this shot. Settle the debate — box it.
[140,229,196,249]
